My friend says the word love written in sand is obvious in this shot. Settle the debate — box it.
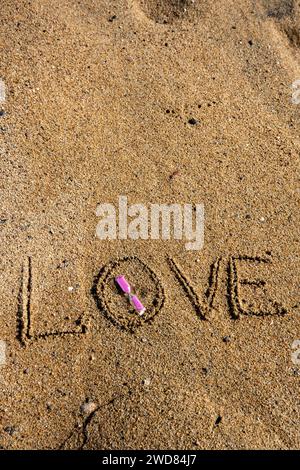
[16,252,293,346]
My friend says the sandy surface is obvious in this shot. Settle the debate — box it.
[0,0,299,449]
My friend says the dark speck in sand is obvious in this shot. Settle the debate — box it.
[214,415,222,426]
[109,15,117,22]
[188,118,199,125]
[169,169,180,180]
[0,110,5,117]
[4,426,17,436]
[223,335,231,343]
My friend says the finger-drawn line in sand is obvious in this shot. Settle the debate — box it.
[168,256,222,320]
[17,257,88,346]
[227,255,287,319]
[92,256,165,332]
[59,404,100,450]
[59,391,130,450]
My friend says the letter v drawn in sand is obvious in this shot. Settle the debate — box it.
[168,256,222,320]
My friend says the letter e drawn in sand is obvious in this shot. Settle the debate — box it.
[92,256,165,332]
[227,255,287,319]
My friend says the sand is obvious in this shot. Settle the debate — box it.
[0,0,299,449]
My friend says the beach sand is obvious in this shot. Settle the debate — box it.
[0,0,299,449]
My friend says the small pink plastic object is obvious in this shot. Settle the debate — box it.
[115,275,131,295]
[130,295,146,316]
[115,275,146,315]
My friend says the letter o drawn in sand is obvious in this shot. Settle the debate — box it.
[92,256,165,331]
